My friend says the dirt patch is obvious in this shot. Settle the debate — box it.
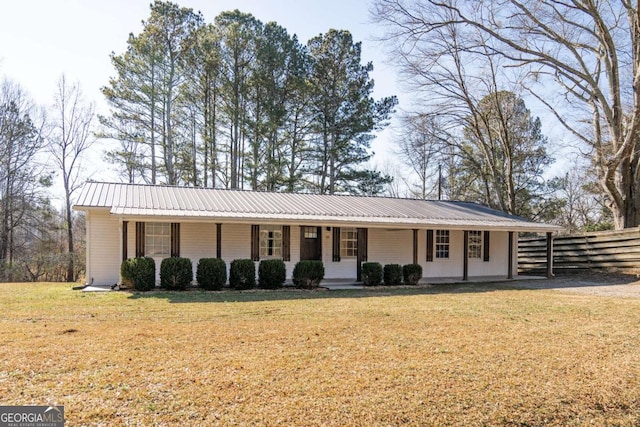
[515,270,640,297]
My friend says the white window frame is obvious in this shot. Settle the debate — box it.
[259,225,282,258]
[468,230,482,259]
[146,222,170,257]
[340,227,358,258]
[435,230,450,259]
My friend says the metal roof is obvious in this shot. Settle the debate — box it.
[73,181,561,232]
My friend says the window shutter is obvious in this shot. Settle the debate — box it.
[216,223,222,259]
[122,221,128,261]
[412,229,418,264]
[135,222,145,257]
[282,225,291,261]
[332,227,341,262]
[483,231,490,262]
[357,228,368,262]
[251,225,260,261]
[171,223,180,257]
[426,229,434,262]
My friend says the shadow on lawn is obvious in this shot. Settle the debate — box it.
[126,271,640,303]
[127,282,520,304]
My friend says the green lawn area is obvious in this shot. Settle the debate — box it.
[1,282,640,426]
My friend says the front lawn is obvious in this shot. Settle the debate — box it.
[1,283,639,426]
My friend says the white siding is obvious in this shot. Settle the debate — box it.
[368,229,414,265]
[220,223,251,261]
[86,210,121,286]
[421,229,465,279]
[180,222,217,282]
[84,212,519,285]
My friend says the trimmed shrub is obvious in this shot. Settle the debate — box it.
[230,259,256,290]
[120,257,155,291]
[361,262,383,286]
[292,260,325,289]
[160,257,193,291]
[403,263,423,285]
[196,258,227,291]
[259,259,286,289]
[383,263,403,286]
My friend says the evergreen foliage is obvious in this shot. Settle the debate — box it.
[196,258,227,290]
[292,260,325,289]
[383,264,403,286]
[361,262,383,286]
[229,259,256,290]
[258,259,286,289]
[160,257,193,291]
[121,257,156,291]
[402,264,422,286]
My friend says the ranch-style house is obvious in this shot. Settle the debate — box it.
[73,181,560,286]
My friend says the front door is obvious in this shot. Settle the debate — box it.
[300,226,322,260]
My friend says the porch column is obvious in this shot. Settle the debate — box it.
[216,223,222,259]
[546,231,554,278]
[356,228,368,282]
[463,230,469,281]
[507,231,514,279]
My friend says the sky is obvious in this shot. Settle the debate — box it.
[0,0,402,184]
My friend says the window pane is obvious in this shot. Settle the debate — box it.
[259,225,283,258]
[340,227,358,257]
[436,230,450,259]
[146,222,170,257]
[468,230,482,259]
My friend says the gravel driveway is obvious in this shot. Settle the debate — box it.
[513,271,640,298]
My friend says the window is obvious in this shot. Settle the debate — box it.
[435,230,450,259]
[260,226,282,257]
[468,230,482,259]
[340,227,358,258]
[303,227,318,239]
[146,222,170,256]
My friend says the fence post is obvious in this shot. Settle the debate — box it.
[546,232,554,278]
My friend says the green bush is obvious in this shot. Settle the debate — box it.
[230,259,256,290]
[361,262,383,286]
[196,258,227,291]
[403,263,423,285]
[259,259,286,289]
[383,264,403,286]
[292,260,325,289]
[120,257,155,291]
[160,257,193,291]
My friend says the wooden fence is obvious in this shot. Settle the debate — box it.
[518,228,640,274]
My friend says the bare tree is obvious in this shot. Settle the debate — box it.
[395,115,448,199]
[372,0,640,229]
[0,79,47,280]
[48,75,95,282]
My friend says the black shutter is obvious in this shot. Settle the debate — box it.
[483,231,490,262]
[426,229,434,262]
[251,225,260,261]
[332,227,341,262]
[171,223,180,257]
[216,223,222,259]
[282,225,291,261]
[135,222,145,257]
[412,229,418,264]
[122,221,128,261]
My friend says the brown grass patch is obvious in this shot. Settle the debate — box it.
[1,282,640,426]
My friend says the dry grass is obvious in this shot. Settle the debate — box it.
[1,282,640,426]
